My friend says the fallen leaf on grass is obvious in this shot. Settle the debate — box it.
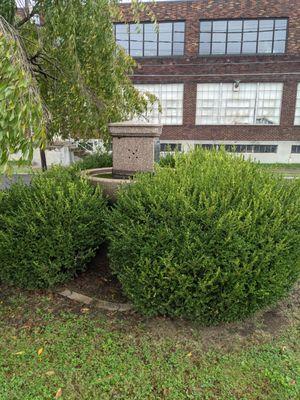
[55,388,62,398]
[187,352,193,357]
[14,351,25,355]
[38,348,44,356]
[45,370,55,377]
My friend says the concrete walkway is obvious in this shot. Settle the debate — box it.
[0,174,32,190]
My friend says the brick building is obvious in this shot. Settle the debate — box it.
[117,0,300,163]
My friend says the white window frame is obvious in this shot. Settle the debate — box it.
[134,83,184,125]
[196,82,283,126]
[294,83,300,125]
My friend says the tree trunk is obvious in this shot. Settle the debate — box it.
[40,148,47,171]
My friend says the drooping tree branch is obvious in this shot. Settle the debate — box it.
[16,0,41,28]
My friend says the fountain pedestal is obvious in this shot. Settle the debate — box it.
[109,122,162,178]
[82,122,162,202]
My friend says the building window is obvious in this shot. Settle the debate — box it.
[135,84,184,125]
[291,145,300,154]
[196,144,278,153]
[199,18,288,56]
[196,83,283,125]
[160,143,182,152]
[294,84,300,125]
[115,21,185,57]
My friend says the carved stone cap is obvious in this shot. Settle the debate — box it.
[109,121,162,138]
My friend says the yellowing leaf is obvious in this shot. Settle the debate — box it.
[45,370,55,377]
[187,352,192,357]
[38,348,44,356]
[55,388,62,399]
[14,351,25,355]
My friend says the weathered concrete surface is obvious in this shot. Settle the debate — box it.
[0,174,32,190]
[59,289,94,305]
[109,122,162,177]
[59,288,133,312]
[81,167,132,202]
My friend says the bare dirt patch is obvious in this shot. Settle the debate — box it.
[1,247,299,351]
[65,245,127,303]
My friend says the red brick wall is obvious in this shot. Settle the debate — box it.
[120,0,300,142]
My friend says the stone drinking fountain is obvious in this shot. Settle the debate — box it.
[82,122,162,201]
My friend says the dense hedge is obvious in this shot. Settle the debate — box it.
[107,149,300,324]
[77,151,112,170]
[0,167,107,288]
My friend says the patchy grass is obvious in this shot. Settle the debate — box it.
[260,163,300,170]
[0,283,299,400]
[259,163,300,178]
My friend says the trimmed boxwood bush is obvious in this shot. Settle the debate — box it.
[107,149,300,324]
[77,151,112,170]
[0,167,107,289]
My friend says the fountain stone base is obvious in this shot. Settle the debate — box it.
[110,122,162,178]
[82,122,162,202]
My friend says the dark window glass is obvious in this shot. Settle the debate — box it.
[291,145,300,154]
[160,143,182,152]
[115,21,185,57]
[199,18,288,55]
[196,144,217,150]
[196,144,277,153]
[253,145,278,153]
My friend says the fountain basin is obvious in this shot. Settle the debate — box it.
[81,167,133,202]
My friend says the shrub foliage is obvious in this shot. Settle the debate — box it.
[0,167,107,288]
[107,149,300,324]
[77,151,113,170]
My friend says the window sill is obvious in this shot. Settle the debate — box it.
[197,53,287,58]
[194,124,281,127]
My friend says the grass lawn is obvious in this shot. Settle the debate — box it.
[259,163,300,178]
[0,284,299,400]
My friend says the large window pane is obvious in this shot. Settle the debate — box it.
[244,20,258,32]
[294,83,300,125]
[276,19,288,29]
[196,83,283,125]
[242,41,257,54]
[273,41,285,53]
[211,42,226,54]
[228,20,242,33]
[213,20,227,32]
[115,21,185,57]
[144,24,157,56]
[199,18,288,55]
[134,84,184,125]
[227,42,241,54]
[130,24,143,56]
[257,41,272,53]
[199,42,211,54]
[200,21,212,32]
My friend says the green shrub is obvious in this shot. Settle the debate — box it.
[77,151,112,170]
[107,149,300,324]
[0,166,107,289]
[158,153,175,168]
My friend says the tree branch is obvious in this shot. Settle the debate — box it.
[16,1,41,28]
